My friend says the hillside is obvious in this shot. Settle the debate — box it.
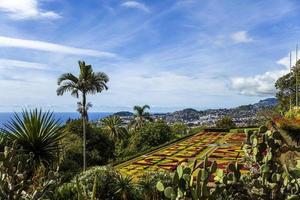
[162,98,277,126]
[111,98,277,127]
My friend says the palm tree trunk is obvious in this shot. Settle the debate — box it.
[82,92,87,171]
[122,192,128,200]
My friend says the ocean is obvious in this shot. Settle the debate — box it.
[0,112,113,128]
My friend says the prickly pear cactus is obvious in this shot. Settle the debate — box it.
[243,125,300,199]
[156,157,217,200]
[0,142,33,200]
[244,129,254,144]
[226,162,242,183]
[156,163,193,199]
[0,142,59,200]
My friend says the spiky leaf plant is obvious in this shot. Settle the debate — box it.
[0,109,65,167]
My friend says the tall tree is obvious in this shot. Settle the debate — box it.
[132,105,152,130]
[101,116,128,140]
[275,61,300,111]
[57,61,109,171]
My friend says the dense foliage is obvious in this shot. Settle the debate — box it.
[275,61,300,111]
[59,119,115,181]
[171,123,189,137]
[132,120,173,151]
[52,123,300,200]
[0,142,59,200]
[216,116,236,129]
[101,116,128,140]
[114,119,175,160]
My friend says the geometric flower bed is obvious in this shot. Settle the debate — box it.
[117,131,248,178]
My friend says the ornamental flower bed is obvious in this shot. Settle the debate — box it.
[116,131,249,178]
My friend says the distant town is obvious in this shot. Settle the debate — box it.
[97,98,277,127]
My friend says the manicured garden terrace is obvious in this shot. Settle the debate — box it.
[116,131,248,179]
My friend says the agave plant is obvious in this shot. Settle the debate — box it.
[114,174,134,200]
[138,172,162,200]
[0,109,65,167]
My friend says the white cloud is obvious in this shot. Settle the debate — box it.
[229,52,297,96]
[105,70,230,107]
[121,1,150,12]
[0,36,117,58]
[0,59,48,70]
[230,70,286,96]
[0,0,61,20]
[230,31,253,43]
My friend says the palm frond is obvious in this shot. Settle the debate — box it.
[57,73,78,85]
[101,116,128,140]
[56,82,78,96]
[142,105,150,110]
[86,72,109,94]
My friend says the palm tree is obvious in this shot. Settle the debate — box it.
[57,61,109,171]
[132,105,152,130]
[77,102,92,121]
[0,109,64,167]
[101,116,128,140]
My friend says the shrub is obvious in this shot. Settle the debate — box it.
[55,167,132,200]
[204,127,230,132]
[171,123,189,137]
[59,120,115,182]
[285,107,300,119]
[133,121,173,151]
[216,116,236,129]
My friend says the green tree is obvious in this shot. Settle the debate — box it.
[57,61,109,171]
[101,116,128,141]
[171,123,189,137]
[61,119,115,169]
[132,105,152,130]
[216,116,236,129]
[132,120,173,151]
[275,61,300,111]
[0,109,64,168]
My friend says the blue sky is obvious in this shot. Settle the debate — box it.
[0,0,299,112]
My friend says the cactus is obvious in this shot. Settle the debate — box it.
[242,124,300,199]
[74,175,98,200]
[227,162,242,183]
[0,142,33,199]
[259,125,268,133]
[0,142,59,200]
[156,157,217,200]
[156,163,193,199]
[244,129,254,144]
[214,169,228,185]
